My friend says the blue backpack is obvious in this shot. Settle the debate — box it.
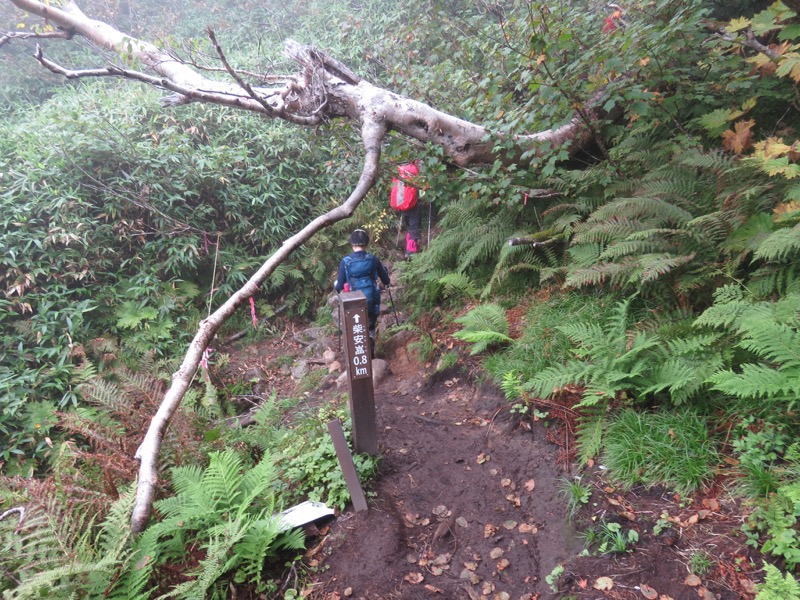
[343,253,380,320]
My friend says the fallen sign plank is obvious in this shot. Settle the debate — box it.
[327,419,369,512]
[277,500,335,531]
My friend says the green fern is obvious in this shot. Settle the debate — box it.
[2,487,143,600]
[575,407,607,465]
[756,564,800,600]
[700,292,800,409]
[523,296,663,406]
[133,450,305,599]
[453,304,513,355]
[754,225,800,262]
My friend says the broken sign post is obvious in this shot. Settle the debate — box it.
[339,291,377,455]
[327,419,368,512]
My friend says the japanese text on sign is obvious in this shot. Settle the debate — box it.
[344,307,372,380]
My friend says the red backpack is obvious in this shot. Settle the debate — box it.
[390,162,419,211]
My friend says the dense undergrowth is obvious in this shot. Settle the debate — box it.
[1,0,800,596]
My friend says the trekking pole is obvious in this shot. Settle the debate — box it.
[427,202,432,247]
[386,287,400,327]
[335,288,342,352]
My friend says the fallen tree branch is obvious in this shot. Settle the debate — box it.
[130,116,386,533]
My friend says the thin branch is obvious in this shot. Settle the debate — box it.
[0,506,26,528]
[206,28,286,119]
[1,27,73,47]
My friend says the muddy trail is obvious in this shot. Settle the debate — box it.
[225,279,760,599]
[306,337,574,600]
[291,319,760,600]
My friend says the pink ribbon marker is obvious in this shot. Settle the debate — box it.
[249,297,258,329]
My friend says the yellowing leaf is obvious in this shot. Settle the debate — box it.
[721,119,755,155]
[594,576,614,590]
[727,17,752,33]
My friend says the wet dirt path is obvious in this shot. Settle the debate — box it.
[309,350,575,600]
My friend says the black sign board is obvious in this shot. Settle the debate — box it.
[339,291,377,455]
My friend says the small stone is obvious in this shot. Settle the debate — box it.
[343,587,353,597]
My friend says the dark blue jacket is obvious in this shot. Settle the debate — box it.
[335,251,390,321]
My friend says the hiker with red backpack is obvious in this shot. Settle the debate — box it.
[335,229,391,352]
[391,161,422,258]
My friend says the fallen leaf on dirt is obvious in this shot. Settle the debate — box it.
[620,510,637,521]
[403,573,424,584]
[594,576,614,590]
[489,547,504,559]
[494,592,510,600]
[501,477,513,488]
[697,509,711,520]
[430,566,444,576]
[477,453,491,464]
[687,513,699,525]
[484,523,496,538]
[433,553,451,566]
[463,562,478,571]
[502,520,517,530]
[524,478,535,492]
[403,513,420,527]
[697,586,715,600]
[702,498,720,511]
[738,577,757,595]
[496,558,510,571]
[432,505,449,517]
[456,516,468,528]
[578,579,588,589]
[424,584,443,594]
[658,595,675,600]
[481,581,495,595]
[505,493,521,507]
[684,574,701,587]
[518,523,537,534]
[602,485,615,493]
[639,583,658,599]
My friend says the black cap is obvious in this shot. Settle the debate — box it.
[349,229,369,246]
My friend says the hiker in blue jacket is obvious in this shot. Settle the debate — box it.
[335,229,390,341]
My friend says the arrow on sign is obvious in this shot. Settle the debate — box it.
[353,314,361,323]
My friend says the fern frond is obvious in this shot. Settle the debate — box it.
[708,364,798,401]
[634,252,696,283]
[738,321,800,370]
[575,407,607,465]
[590,197,693,226]
[754,224,800,261]
[453,304,513,355]
[78,378,125,410]
[573,217,643,245]
[564,260,630,289]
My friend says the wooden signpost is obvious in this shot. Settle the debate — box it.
[338,291,378,455]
